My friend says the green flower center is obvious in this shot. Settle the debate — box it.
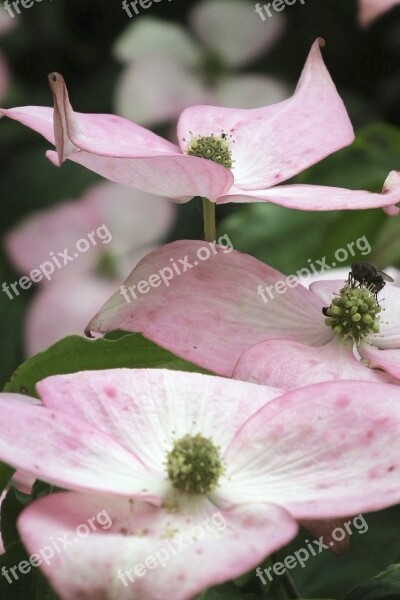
[324,286,381,342]
[166,433,225,495]
[186,134,233,169]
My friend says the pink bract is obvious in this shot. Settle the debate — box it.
[0,370,399,598]
[2,40,399,211]
[86,240,400,389]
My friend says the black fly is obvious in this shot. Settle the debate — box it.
[348,261,394,299]
[322,261,393,316]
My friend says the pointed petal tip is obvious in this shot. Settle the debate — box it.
[383,170,400,191]
[382,171,400,215]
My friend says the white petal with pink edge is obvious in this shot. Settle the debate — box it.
[217,381,400,518]
[233,337,393,390]
[37,369,284,473]
[18,492,298,600]
[86,241,331,376]
[219,173,400,213]
[359,342,400,381]
[177,39,354,191]
[0,397,164,500]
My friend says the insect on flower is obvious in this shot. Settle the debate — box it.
[322,261,394,317]
[348,261,394,299]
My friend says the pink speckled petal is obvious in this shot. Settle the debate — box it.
[19,492,297,600]
[177,39,354,190]
[49,73,232,200]
[218,381,400,518]
[359,342,400,382]
[0,396,163,499]
[233,337,393,390]
[38,369,284,474]
[46,149,232,202]
[48,73,178,162]
[219,171,400,212]
[1,74,233,201]
[359,0,400,26]
[86,241,331,376]
[0,106,55,143]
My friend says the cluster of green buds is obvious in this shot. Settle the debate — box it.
[186,133,233,169]
[166,433,225,495]
[324,285,381,343]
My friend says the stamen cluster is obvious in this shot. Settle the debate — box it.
[187,134,233,168]
[324,286,381,342]
[166,433,225,495]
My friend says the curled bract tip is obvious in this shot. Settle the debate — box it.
[48,72,63,86]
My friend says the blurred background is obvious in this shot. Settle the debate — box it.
[0,0,400,389]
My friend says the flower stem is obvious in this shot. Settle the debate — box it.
[202,197,216,242]
[269,553,302,599]
[282,571,302,599]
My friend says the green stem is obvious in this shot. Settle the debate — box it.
[268,553,302,600]
[202,197,216,242]
[282,571,302,599]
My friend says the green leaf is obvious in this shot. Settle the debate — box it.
[4,333,212,397]
[0,541,33,599]
[275,505,400,600]
[0,488,26,551]
[0,463,14,497]
[0,250,27,390]
[197,582,260,599]
[297,123,400,190]
[34,571,62,600]
[346,564,400,600]
[370,217,400,267]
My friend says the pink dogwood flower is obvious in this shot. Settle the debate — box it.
[359,0,400,27]
[2,39,400,212]
[86,241,400,390]
[4,181,174,356]
[114,1,287,126]
[1,369,400,599]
